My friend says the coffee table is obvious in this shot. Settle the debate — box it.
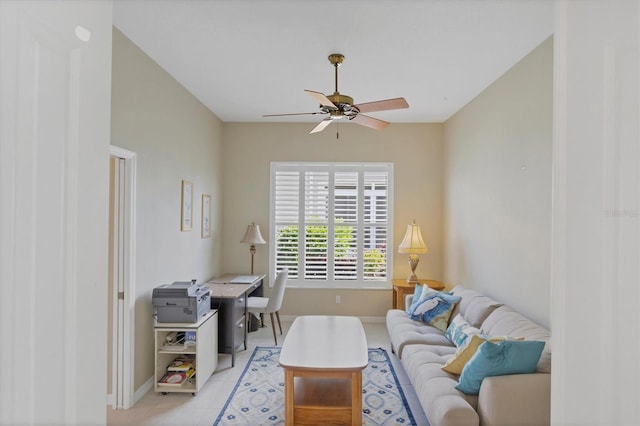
[279,315,368,426]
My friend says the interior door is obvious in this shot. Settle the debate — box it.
[0,1,113,424]
[109,156,126,408]
[108,146,137,410]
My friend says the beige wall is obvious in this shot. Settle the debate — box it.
[111,28,224,390]
[443,37,553,327]
[221,122,444,317]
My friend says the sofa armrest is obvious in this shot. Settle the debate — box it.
[478,373,550,426]
[405,294,414,310]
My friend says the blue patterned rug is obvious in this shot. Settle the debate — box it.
[214,346,415,425]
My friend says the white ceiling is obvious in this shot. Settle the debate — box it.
[113,0,553,124]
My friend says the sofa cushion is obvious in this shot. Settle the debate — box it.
[480,306,551,373]
[386,309,454,358]
[407,285,439,315]
[405,283,422,313]
[442,334,487,375]
[445,314,481,347]
[450,286,503,328]
[410,292,461,332]
[455,340,545,395]
[401,344,480,426]
[442,334,526,375]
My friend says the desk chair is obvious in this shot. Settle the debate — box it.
[247,268,288,345]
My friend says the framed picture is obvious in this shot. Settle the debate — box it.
[201,194,211,238]
[181,180,193,231]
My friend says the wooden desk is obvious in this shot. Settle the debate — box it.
[204,274,265,367]
[391,279,445,311]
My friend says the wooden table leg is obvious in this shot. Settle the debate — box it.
[392,286,398,309]
[284,369,294,426]
[399,287,409,311]
[352,370,362,426]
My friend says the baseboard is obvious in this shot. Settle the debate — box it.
[134,376,154,405]
[279,315,385,324]
[106,376,152,409]
[358,316,386,324]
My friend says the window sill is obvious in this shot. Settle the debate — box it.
[285,282,392,290]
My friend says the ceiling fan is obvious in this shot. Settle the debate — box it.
[264,53,409,135]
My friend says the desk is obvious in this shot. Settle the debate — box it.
[204,274,265,367]
[391,279,445,311]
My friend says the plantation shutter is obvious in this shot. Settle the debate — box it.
[271,163,393,288]
[334,172,358,280]
[363,172,389,280]
[304,171,329,280]
[274,170,299,278]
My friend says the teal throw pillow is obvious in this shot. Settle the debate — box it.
[410,292,461,332]
[405,283,424,314]
[445,314,481,347]
[455,340,545,395]
[407,285,438,316]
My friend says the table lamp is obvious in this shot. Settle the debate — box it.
[240,222,266,274]
[398,219,428,283]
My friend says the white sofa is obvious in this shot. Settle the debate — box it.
[386,285,551,426]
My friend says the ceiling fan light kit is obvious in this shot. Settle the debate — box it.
[264,53,409,136]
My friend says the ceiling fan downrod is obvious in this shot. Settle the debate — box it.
[328,53,344,95]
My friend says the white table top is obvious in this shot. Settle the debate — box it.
[153,309,217,329]
[279,316,368,370]
[203,274,265,298]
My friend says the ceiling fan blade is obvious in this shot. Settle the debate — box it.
[354,97,409,113]
[310,118,334,134]
[350,114,389,131]
[305,90,337,109]
[263,112,326,117]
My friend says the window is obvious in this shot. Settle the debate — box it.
[270,162,393,288]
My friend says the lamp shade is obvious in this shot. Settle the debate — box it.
[241,222,266,245]
[398,220,428,254]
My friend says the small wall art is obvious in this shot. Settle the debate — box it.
[181,180,193,231]
[201,194,211,238]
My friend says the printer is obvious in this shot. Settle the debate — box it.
[152,280,211,323]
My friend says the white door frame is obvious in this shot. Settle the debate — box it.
[109,145,136,409]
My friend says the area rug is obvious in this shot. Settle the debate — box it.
[214,346,415,426]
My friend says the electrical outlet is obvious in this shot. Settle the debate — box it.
[336,295,341,304]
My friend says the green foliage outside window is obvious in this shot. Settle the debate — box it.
[277,222,386,279]
[364,248,386,278]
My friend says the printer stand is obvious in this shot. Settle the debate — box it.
[154,310,218,395]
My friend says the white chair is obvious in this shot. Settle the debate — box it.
[247,268,288,345]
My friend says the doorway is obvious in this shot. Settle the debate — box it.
[108,146,137,409]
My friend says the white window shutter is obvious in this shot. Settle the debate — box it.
[272,163,392,288]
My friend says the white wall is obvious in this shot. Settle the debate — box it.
[443,37,553,327]
[111,28,224,390]
[221,122,444,317]
[552,1,640,423]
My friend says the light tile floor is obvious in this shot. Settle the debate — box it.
[107,318,429,425]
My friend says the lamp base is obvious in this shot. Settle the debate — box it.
[406,254,420,283]
[406,273,419,283]
[249,245,256,275]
